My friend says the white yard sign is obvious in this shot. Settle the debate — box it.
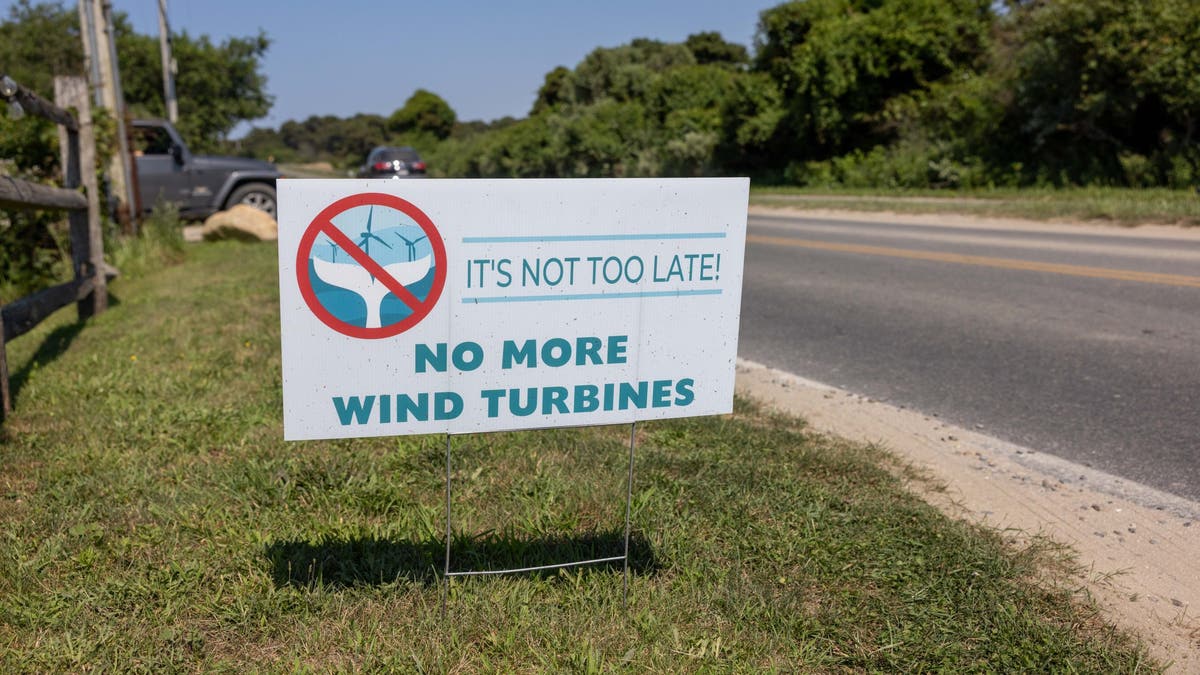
[277,178,748,440]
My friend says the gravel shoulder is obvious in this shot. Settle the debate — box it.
[748,204,1200,239]
[737,360,1200,669]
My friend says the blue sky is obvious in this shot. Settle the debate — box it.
[8,0,783,130]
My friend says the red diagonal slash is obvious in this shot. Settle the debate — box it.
[317,217,423,310]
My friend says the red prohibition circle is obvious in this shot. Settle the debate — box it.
[296,192,447,339]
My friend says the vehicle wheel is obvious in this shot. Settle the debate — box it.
[225,182,277,218]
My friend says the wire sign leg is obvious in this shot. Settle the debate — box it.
[441,432,452,620]
[622,421,637,610]
[440,423,640,617]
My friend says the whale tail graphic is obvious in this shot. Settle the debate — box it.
[312,255,432,328]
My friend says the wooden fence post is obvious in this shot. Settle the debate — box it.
[0,308,9,422]
[55,76,107,319]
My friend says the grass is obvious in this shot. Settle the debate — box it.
[0,242,1157,671]
[751,185,1200,226]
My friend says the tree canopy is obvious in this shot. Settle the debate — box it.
[1001,0,1200,185]
[119,28,272,151]
[8,0,1198,189]
[389,89,457,140]
[0,0,271,152]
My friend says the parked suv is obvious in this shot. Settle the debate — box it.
[131,119,281,219]
[357,146,426,178]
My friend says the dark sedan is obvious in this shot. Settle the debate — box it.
[357,146,427,178]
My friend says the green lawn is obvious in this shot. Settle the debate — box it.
[0,242,1155,671]
[751,186,1200,226]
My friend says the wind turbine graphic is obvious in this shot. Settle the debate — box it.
[327,240,338,262]
[395,232,428,261]
[356,206,391,256]
[309,205,433,329]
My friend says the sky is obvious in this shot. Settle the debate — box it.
[8,0,784,131]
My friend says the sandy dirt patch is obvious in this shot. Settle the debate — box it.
[737,359,1200,670]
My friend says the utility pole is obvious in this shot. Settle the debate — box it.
[88,0,138,232]
[77,0,103,108]
[157,0,178,123]
[79,0,136,229]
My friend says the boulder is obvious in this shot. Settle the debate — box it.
[201,205,278,242]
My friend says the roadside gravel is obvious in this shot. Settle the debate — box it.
[737,359,1200,670]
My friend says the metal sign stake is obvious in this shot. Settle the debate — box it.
[440,423,639,619]
[623,421,637,609]
[441,432,452,619]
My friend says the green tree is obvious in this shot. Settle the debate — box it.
[531,66,574,114]
[0,0,82,95]
[572,39,695,105]
[755,0,994,162]
[0,0,86,179]
[388,89,457,140]
[1,1,86,297]
[1002,0,1200,185]
[684,31,749,67]
[718,72,786,174]
[119,25,272,152]
[1,1,272,153]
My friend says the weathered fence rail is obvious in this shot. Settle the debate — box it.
[0,75,107,422]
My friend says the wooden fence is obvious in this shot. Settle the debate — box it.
[0,75,108,422]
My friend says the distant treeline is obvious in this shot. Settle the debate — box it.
[239,0,1200,189]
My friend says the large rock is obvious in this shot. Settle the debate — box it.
[201,205,278,242]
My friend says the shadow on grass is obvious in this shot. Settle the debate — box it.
[7,321,85,407]
[265,530,658,589]
[6,292,122,409]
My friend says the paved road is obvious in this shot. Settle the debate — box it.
[738,212,1200,502]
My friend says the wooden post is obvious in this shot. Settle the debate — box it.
[0,308,9,422]
[55,76,107,319]
[157,0,178,123]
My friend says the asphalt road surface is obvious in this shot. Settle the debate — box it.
[739,211,1200,502]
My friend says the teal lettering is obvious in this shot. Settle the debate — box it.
[521,258,540,286]
[503,339,538,369]
[666,255,684,281]
[397,393,428,422]
[333,395,375,425]
[575,384,600,412]
[481,389,505,417]
[435,392,463,420]
[452,342,484,371]
[511,388,537,416]
[618,381,647,410]
[575,336,602,365]
[542,338,571,367]
[497,259,512,287]
[415,343,446,373]
[542,386,569,414]
[608,335,628,364]
[652,379,673,407]
[675,378,695,406]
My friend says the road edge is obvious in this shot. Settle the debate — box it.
[736,358,1200,670]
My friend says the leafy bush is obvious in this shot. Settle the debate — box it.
[106,202,185,280]
[786,141,989,190]
[0,209,72,302]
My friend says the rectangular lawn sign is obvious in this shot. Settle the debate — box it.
[277,178,748,440]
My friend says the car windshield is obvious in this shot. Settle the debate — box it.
[370,148,420,163]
